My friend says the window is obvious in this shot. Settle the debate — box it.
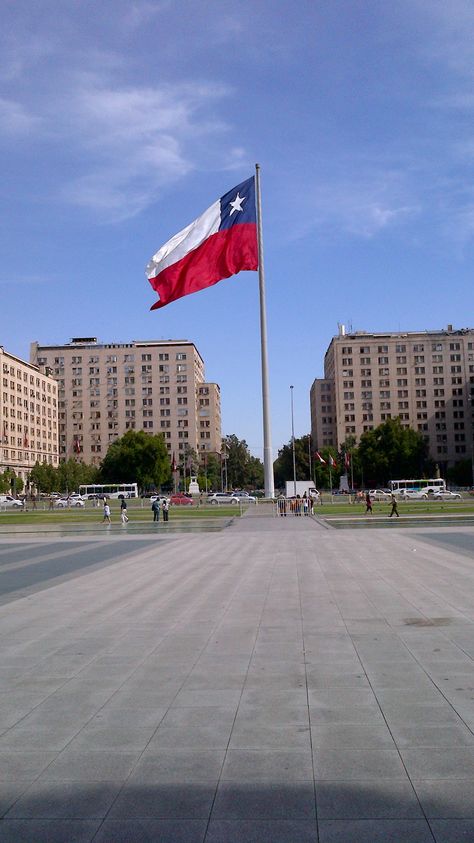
[378,345,388,353]
[396,344,406,353]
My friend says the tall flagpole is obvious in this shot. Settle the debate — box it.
[255,164,274,498]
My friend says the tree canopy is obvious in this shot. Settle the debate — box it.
[273,435,312,488]
[223,434,264,490]
[99,430,171,491]
[357,418,430,486]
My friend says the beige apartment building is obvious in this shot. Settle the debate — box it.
[310,325,474,470]
[30,338,222,467]
[1,346,59,485]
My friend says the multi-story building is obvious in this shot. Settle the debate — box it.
[311,325,474,471]
[30,338,222,466]
[1,346,59,485]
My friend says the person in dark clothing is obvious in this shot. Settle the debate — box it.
[365,492,373,514]
[152,499,160,522]
[162,499,169,522]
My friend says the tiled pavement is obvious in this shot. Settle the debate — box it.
[0,512,473,840]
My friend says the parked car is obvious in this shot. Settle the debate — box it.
[368,489,391,501]
[0,495,24,509]
[432,490,462,500]
[150,495,170,505]
[170,493,194,506]
[55,497,85,508]
[207,492,240,505]
[398,489,428,500]
[231,491,257,503]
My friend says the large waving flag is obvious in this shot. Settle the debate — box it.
[146,177,258,310]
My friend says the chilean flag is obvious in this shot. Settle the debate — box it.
[146,177,258,310]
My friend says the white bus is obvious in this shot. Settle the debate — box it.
[390,478,446,496]
[78,482,139,499]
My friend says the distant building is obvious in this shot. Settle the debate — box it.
[0,346,59,485]
[310,325,474,471]
[30,338,222,467]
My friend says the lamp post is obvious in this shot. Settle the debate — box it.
[290,385,296,497]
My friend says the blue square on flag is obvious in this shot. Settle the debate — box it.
[219,177,257,230]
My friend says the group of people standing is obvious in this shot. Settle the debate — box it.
[151,498,169,522]
[277,493,314,517]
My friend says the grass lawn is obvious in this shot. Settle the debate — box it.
[0,500,244,526]
[315,499,474,516]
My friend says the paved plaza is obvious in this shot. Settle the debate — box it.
[0,509,474,841]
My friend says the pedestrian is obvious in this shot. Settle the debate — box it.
[152,498,160,522]
[120,498,129,524]
[277,494,287,516]
[389,493,399,518]
[303,494,309,516]
[365,492,373,514]
[102,500,111,524]
[162,499,169,522]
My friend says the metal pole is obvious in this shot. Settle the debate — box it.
[308,434,312,485]
[290,385,296,497]
[255,164,274,498]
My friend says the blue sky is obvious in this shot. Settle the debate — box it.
[2,0,474,460]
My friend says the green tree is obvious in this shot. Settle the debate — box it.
[273,435,311,489]
[447,459,472,487]
[57,459,99,494]
[29,462,58,494]
[358,418,429,487]
[198,453,221,492]
[223,434,264,489]
[99,430,171,492]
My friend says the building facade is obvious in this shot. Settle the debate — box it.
[310,325,474,471]
[30,338,222,467]
[1,346,59,485]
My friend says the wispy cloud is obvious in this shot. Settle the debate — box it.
[57,79,232,219]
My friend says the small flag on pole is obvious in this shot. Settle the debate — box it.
[329,454,337,468]
[315,451,326,464]
[146,177,258,310]
[344,452,351,469]
[171,452,177,472]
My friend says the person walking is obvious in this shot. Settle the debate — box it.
[389,493,399,518]
[162,499,169,522]
[120,498,129,524]
[102,500,111,524]
[152,498,161,522]
[365,492,373,514]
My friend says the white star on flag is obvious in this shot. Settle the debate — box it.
[229,192,246,215]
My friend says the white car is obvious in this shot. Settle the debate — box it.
[433,490,462,500]
[55,497,85,508]
[150,495,170,505]
[231,491,257,503]
[369,489,391,501]
[398,489,428,500]
[207,492,240,505]
[0,495,24,509]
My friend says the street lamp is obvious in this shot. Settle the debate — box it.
[290,385,296,497]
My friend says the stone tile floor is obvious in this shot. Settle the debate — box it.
[0,514,473,840]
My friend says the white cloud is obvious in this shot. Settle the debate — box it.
[56,79,231,218]
[297,170,420,240]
